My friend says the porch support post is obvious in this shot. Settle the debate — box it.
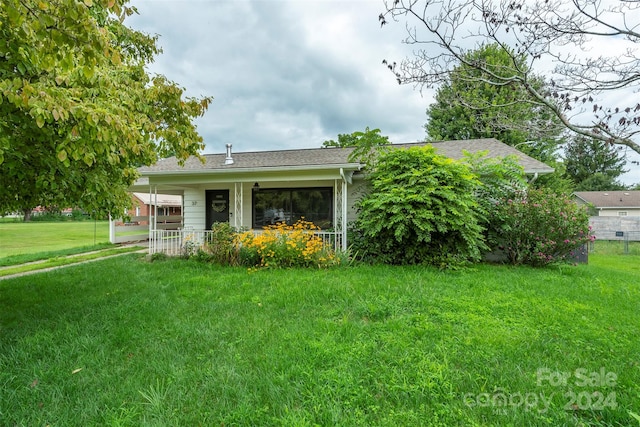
[234,182,243,230]
[341,179,348,251]
[148,185,153,253]
[334,168,351,251]
[335,174,348,252]
[108,214,115,244]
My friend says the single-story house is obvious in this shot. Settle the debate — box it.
[126,139,553,252]
[573,191,640,217]
[128,192,183,220]
[573,191,640,241]
[130,138,553,248]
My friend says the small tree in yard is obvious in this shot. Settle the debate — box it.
[352,146,486,267]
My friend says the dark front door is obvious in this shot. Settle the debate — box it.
[206,190,230,230]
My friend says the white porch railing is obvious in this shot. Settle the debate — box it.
[149,229,344,256]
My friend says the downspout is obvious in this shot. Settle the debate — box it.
[529,172,539,184]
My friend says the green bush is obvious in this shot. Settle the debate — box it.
[29,209,89,222]
[200,222,240,265]
[352,146,486,267]
[491,188,593,266]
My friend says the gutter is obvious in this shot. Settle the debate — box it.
[138,163,362,177]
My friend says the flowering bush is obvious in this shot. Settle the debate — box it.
[236,219,340,269]
[491,188,594,266]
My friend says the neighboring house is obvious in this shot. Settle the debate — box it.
[573,191,640,241]
[127,192,183,222]
[573,191,640,217]
[110,193,183,244]
[127,139,553,250]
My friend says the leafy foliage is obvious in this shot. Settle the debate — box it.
[462,150,526,233]
[380,1,640,154]
[198,222,240,265]
[491,188,593,266]
[0,0,211,217]
[425,44,561,163]
[563,137,628,191]
[352,146,486,267]
[322,126,390,164]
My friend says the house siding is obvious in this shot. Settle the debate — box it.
[346,180,367,224]
[597,209,640,217]
[183,188,206,230]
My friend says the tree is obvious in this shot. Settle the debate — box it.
[379,0,640,155]
[0,0,211,218]
[563,137,628,191]
[322,127,390,164]
[425,44,562,163]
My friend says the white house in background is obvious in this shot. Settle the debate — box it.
[127,139,554,252]
[574,191,640,217]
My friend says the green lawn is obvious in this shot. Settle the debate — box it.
[0,221,110,258]
[1,254,638,426]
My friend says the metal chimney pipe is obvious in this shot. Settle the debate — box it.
[224,143,234,165]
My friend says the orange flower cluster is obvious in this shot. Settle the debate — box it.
[237,219,338,268]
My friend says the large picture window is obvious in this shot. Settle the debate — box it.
[253,187,333,229]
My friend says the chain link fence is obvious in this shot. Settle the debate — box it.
[589,230,640,255]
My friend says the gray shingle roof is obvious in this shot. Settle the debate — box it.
[138,138,553,175]
[574,191,640,208]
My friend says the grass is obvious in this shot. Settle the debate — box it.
[0,220,110,258]
[0,243,117,267]
[0,245,145,277]
[590,239,640,256]
[1,254,639,426]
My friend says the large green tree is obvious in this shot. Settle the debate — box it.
[0,0,211,218]
[563,137,628,191]
[425,44,561,163]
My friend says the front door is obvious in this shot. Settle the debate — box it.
[206,190,230,230]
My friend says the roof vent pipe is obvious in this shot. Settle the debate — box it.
[224,143,234,165]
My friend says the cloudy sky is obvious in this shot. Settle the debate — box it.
[126,0,640,185]
[127,0,430,154]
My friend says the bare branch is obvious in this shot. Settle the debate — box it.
[381,0,640,155]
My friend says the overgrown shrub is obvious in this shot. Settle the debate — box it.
[491,188,594,266]
[200,222,240,265]
[352,146,486,267]
[237,219,340,268]
[462,151,527,228]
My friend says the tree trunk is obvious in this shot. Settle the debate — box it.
[23,209,32,222]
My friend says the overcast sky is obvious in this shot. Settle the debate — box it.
[126,0,640,185]
[127,0,430,154]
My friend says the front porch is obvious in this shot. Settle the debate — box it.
[122,172,358,254]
